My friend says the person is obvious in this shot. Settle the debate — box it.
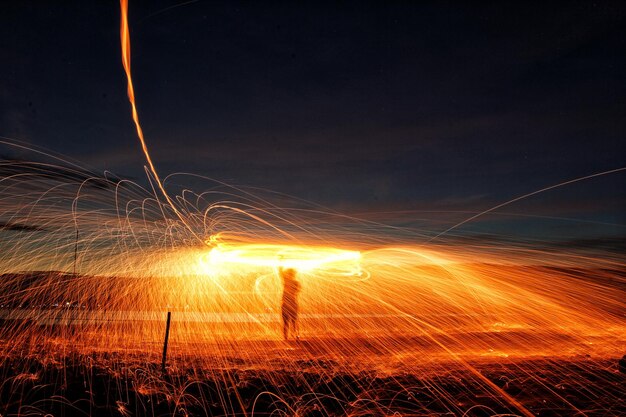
[279,267,301,341]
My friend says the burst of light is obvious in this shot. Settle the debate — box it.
[200,234,362,276]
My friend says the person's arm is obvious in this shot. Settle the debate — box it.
[277,256,284,276]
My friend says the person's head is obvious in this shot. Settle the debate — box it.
[282,268,297,281]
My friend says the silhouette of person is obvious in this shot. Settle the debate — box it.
[279,267,301,341]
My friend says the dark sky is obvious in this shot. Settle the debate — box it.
[1,1,625,239]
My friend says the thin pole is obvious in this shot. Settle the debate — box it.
[73,229,78,275]
[161,311,172,372]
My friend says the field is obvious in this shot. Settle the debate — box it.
[1,263,624,416]
[1,338,624,416]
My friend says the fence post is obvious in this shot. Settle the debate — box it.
[161,311,171,372]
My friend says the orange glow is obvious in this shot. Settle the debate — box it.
[201,234,362,274]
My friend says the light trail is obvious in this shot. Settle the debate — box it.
[431,166,626,241]
[119,0,200,242]
[202,233,362,274]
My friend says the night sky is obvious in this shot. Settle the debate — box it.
[1,1,625,241]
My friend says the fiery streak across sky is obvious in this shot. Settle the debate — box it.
[119,0,198,240]
[118,0,367,274]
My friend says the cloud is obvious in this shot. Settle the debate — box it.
[551,235,626,254]
[0,157,129,191]
[0,221,45,232]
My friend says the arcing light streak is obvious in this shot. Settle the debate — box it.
[119,0,199,241]
[431,166,626,241]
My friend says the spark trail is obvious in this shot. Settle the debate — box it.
[119,0,198,241]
